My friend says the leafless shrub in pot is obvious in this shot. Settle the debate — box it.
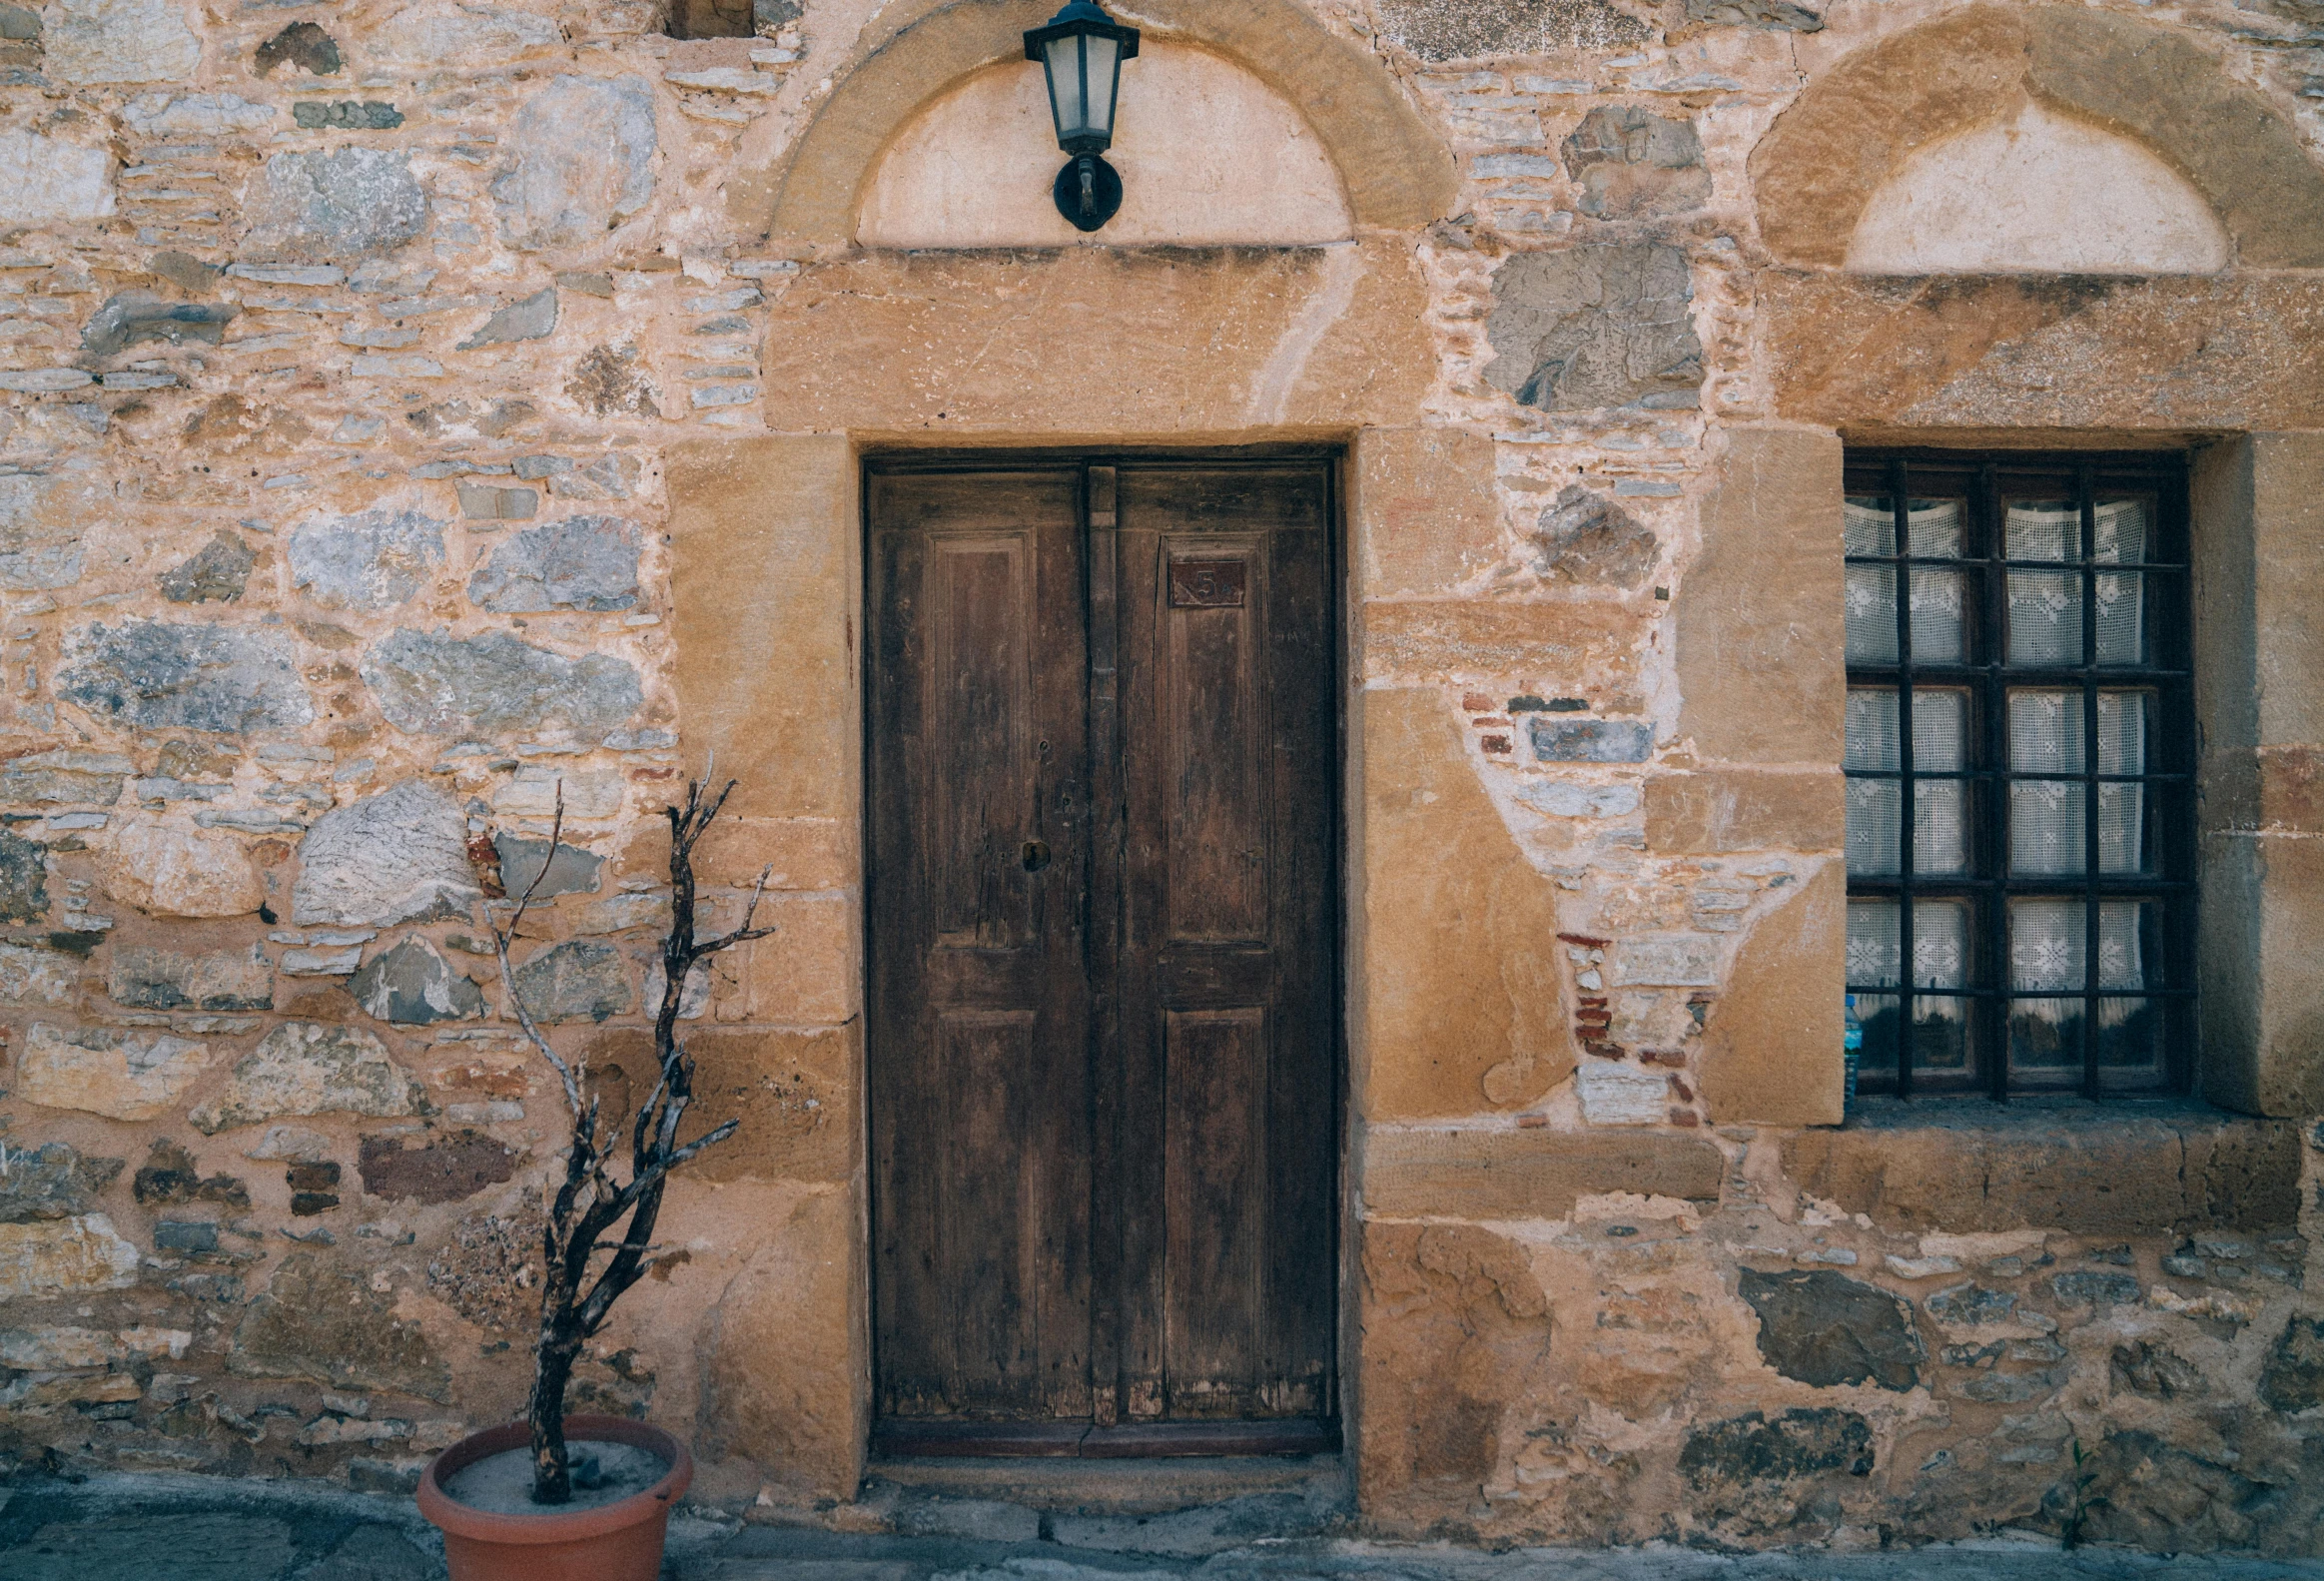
[474,769,774,1505]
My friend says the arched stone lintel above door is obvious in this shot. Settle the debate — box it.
[755,0,1458,248]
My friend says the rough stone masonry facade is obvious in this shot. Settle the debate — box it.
[1,0,2323,1555]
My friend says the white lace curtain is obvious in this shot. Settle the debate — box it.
[1845,494,2161,1077]
[1844,496,2148,669]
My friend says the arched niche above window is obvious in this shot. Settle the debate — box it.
[1751,4,2324,272]
[1847,103,2229,276]
[855,43,1354,250]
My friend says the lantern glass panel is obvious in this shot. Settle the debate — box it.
[1044,32,1120,145]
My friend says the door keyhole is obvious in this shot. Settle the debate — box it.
[1022,840,1053,873]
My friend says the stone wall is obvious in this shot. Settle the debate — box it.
[0,0,2320,1554]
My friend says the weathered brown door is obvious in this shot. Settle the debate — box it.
[867,454,1338,1444]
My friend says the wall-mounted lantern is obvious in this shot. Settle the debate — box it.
[1024,0,1141,232]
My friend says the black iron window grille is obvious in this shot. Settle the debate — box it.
[1843,452,2195,1099]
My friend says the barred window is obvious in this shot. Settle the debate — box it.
[1843,452,2194,1098]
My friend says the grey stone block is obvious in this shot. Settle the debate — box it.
[1739,1268,1924,1391]
[351,936,483,1025]
[0,827,48,921]
[158,533,255,604]
[109,945,274,1012]
[1486,243,1705,411]
[1688,0,1823,30]
[455,482,538,520]
[79,292,237,355]
[294,779,479,927]
[457,287,557,349]
[509,939,633,1023]
[2050,1270,2142,1308]
[1530,716,1653,761]
[289,508,445,611]
[155,1218,220,1253]
[294,102,402,131]
[58,621,314,733]
[468,515,640,611]
[1374,0,1650,60]
[360,628,641,737]
[1533,483,1657,587]
[1563,105,1711,221]
[253,19,339,76]
[0,1142,123,1223]
[493,76,657,252]
[494,833,604,898]
[244,148,428,263]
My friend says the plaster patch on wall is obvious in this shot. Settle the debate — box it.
[1848,102,2229,276]
[1245,243,1365,425]
[856,44,1353,248]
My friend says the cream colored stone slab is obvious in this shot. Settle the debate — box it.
[689,1024,859,1185]
[1362,1127,1724,1217]
[1782,1111,2298,1232]
[858,45,1351,249]
[758,0,1454,243]
[2251,832,2324,1116]
[760,240,1431,433]
[1849,104,2227,277]
[698,1184,866,1500]
[1675,427,1844,767]
[739,894,857,1025]
[0,943,79,1007]
[2193,434,2324,1117]
[1360,598,1639,688]
[2250,434,2324,752]
[108,821,265,919]
[1357,689,1573,1119]
[1354,427,1503,597]
[687,816,857,893]
[1765,273,2324,434]
[0,1215,141,1297]
[1574,1061,1667,1126]
[1643,767,1843,854]
[19,1022,213,1121]
[1696,863,1845,1127]
[666,435,859,825]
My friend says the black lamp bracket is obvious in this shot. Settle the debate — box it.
[1057,152,1124,232]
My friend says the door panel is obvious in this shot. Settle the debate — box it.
[868,456,1337,1433]
[1115,463,1337,1423]
[926,536,1035,947]
[1162,1005,1269,1414]
[1163,538,1268,944]
[868,468,1091,1421]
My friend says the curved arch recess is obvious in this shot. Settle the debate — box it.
[763,0,1457,244]
[1751,3,2324,270]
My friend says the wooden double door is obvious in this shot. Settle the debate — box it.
[866,453,1339,1448]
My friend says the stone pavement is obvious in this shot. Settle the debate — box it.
[7,1471,2324,1581]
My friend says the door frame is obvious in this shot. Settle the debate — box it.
[857,441,1350,1455]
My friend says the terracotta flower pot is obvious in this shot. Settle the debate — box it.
[416,1414,692,1581]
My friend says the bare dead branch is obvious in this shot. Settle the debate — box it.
[502,767,752,1506]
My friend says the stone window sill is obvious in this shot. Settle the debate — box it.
[1787,1097,2304,1235]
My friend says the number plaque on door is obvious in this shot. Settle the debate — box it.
[1166,558,1246,608]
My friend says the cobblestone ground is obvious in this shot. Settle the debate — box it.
[5,1474,2324,1581]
